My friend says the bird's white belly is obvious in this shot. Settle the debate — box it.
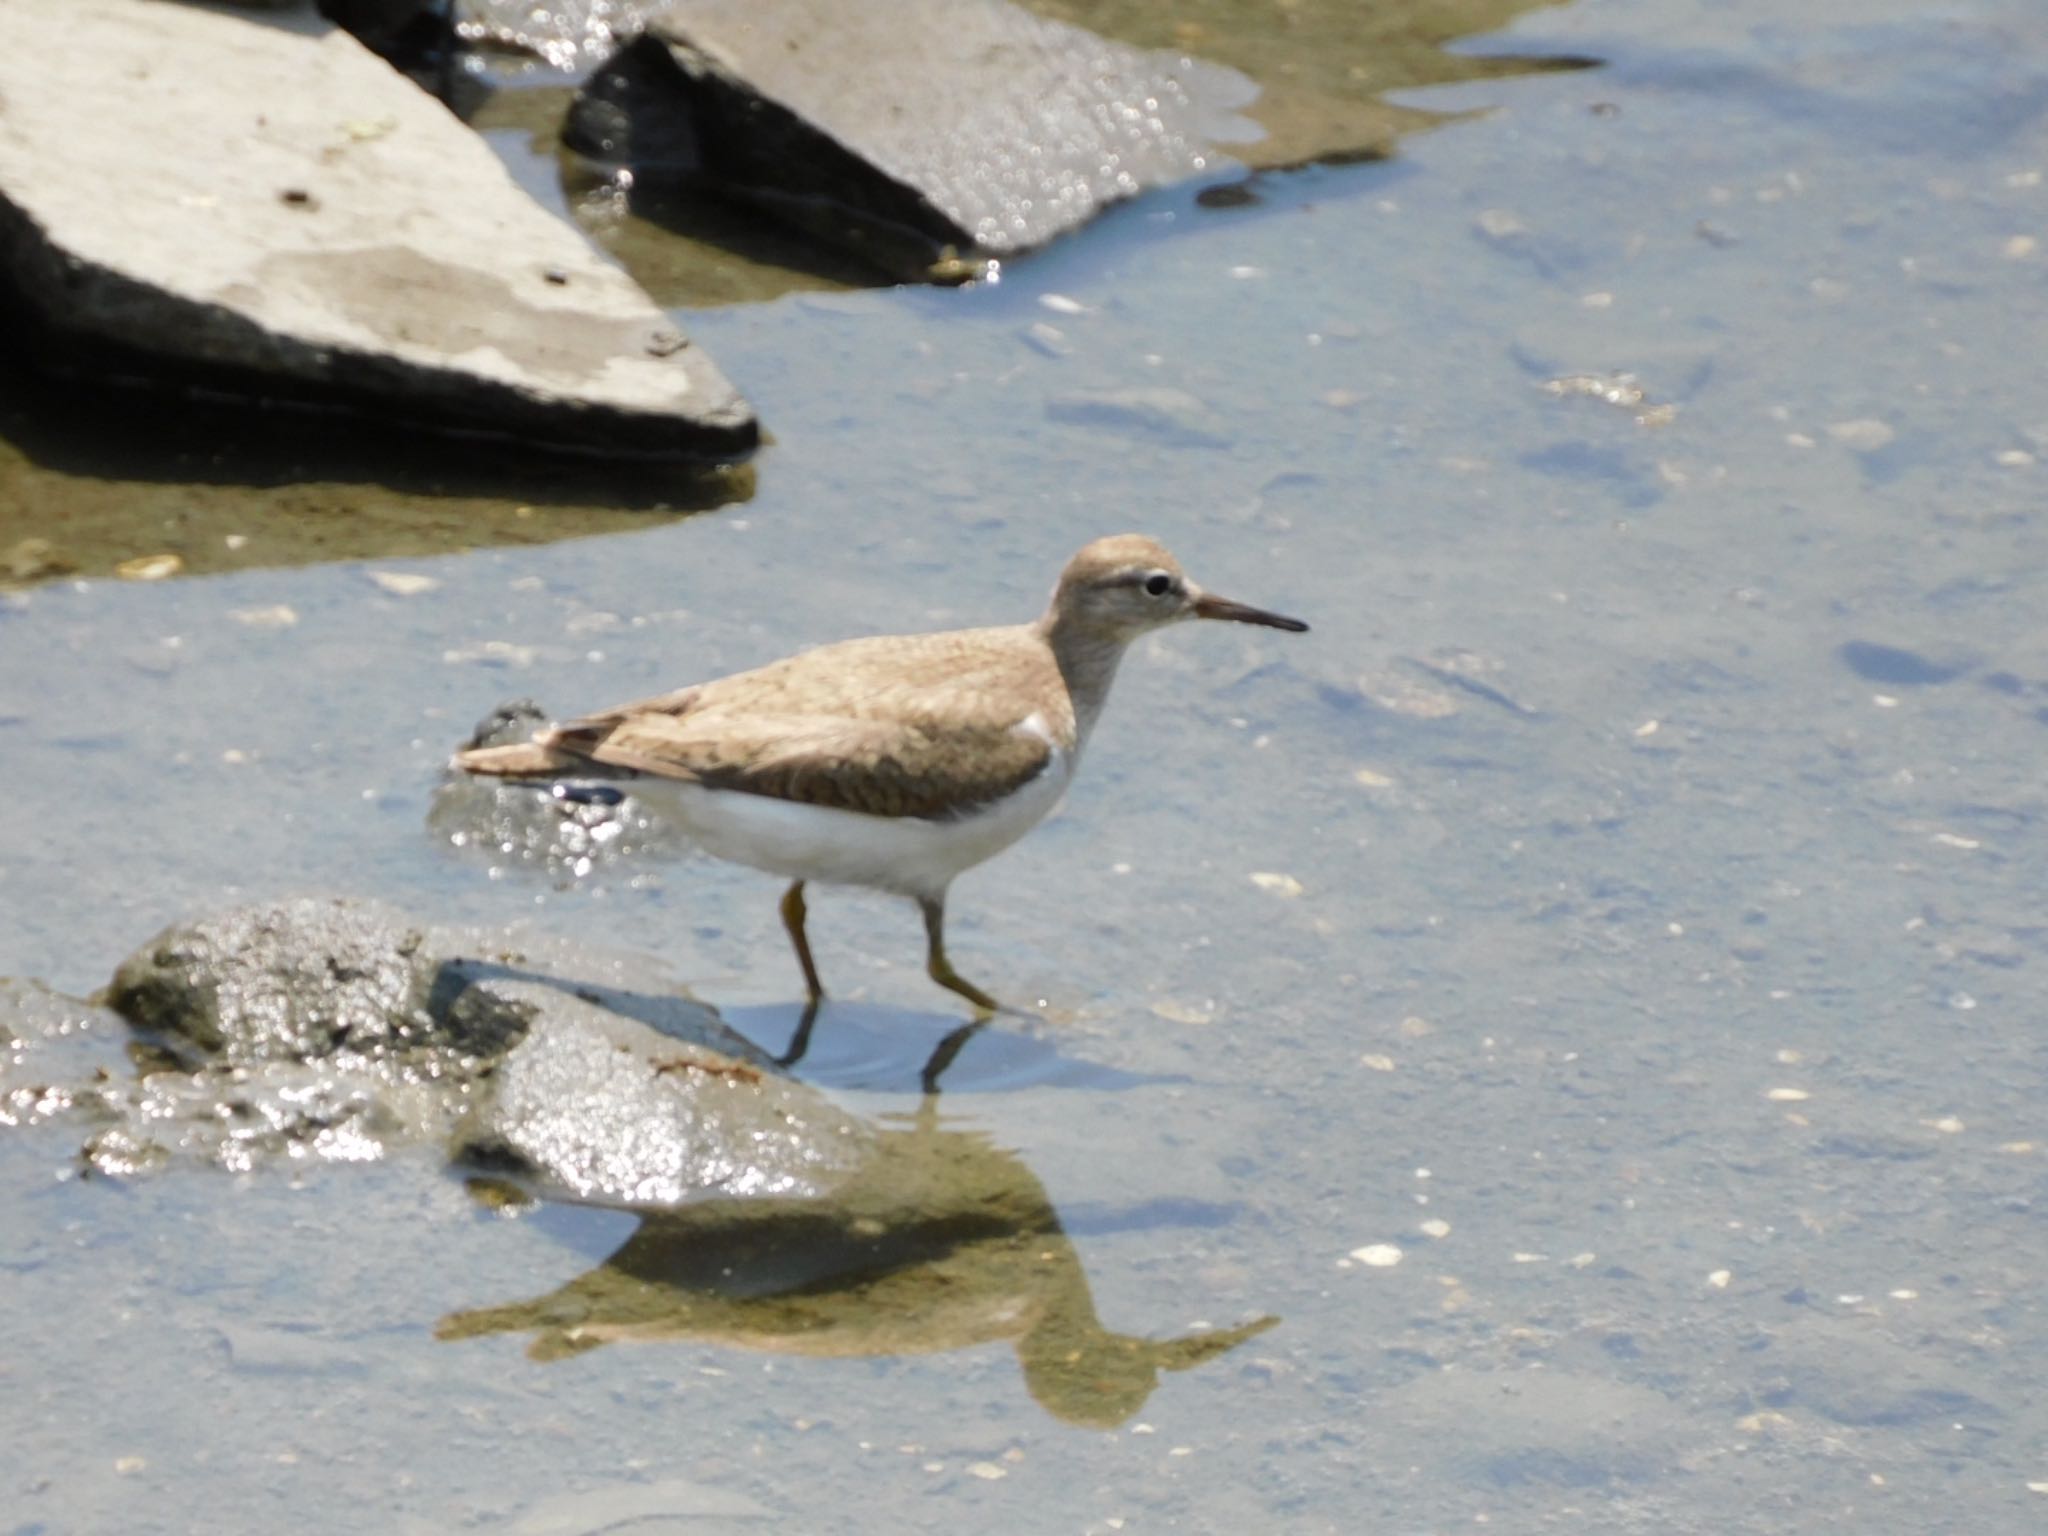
[630,756,1072,899]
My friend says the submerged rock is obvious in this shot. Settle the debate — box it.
[574,0,1259,277]
[0,0,755,458]
[428,697,698,883]
[0,980,125,1133]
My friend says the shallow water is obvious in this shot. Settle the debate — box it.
[7,0,2048,1529]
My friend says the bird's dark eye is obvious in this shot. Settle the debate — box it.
[1143,572,1173,597]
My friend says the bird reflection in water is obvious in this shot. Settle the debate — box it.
[437,1101,1276,1428]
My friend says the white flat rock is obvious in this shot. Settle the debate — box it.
[0,0,755,457]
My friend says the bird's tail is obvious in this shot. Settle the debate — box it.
[450,740,586,778]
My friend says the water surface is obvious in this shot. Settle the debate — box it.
[6,0,2048,1530]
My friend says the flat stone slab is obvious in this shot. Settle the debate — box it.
[0,0,755,457]
[589,0,1258,274]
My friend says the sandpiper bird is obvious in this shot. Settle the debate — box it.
[453,534,1307,1020]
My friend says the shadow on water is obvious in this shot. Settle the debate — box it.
[434,954,1179,1097]
[439,1099,1277,1429]
[0,359,753,587]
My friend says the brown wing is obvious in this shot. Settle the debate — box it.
[580,710,1054,819]
[540,627,1071,820]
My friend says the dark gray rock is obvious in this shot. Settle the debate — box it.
[108,897,460,1064]
[582,0,1257,277]
[0,0,755,459]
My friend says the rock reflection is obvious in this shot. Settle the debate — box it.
[438,1101,1276,1428]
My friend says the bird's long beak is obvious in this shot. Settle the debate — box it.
[1191,590,1310,633]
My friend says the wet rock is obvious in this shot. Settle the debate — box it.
[449,0,661,77]
[430,698,698,881]
[456,981,875,1207]
[0,980,125,1131]
[89,896,854,1199]
[81,1056,456,1178]
[0,0,755,458]
[108,897,484,1064]
[1,537,76,583]
[582,0,1257,276]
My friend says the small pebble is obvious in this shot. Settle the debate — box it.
[1021,322,1071,358]
[1707,1269,1732,1289]
[368,570,441,597]
[1359,1053,1395,1072]
[1419,1219,1451,1239]
[1249,871,1303,898]
[1766,1087,1810,1102]
[1350,1244,1403,1268]
[1039,293,1086,315]
[116,553,182,581]
[1827,418,1895,452]
[229,604,298,628]
[966,1462,1007,1481]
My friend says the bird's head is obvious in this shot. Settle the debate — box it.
[1045,533,1309,643]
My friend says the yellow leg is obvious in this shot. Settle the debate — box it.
[920,896,999,1017]
[780,880,825,1004]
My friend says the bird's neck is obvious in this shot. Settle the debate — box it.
[1034,613,1134,747]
